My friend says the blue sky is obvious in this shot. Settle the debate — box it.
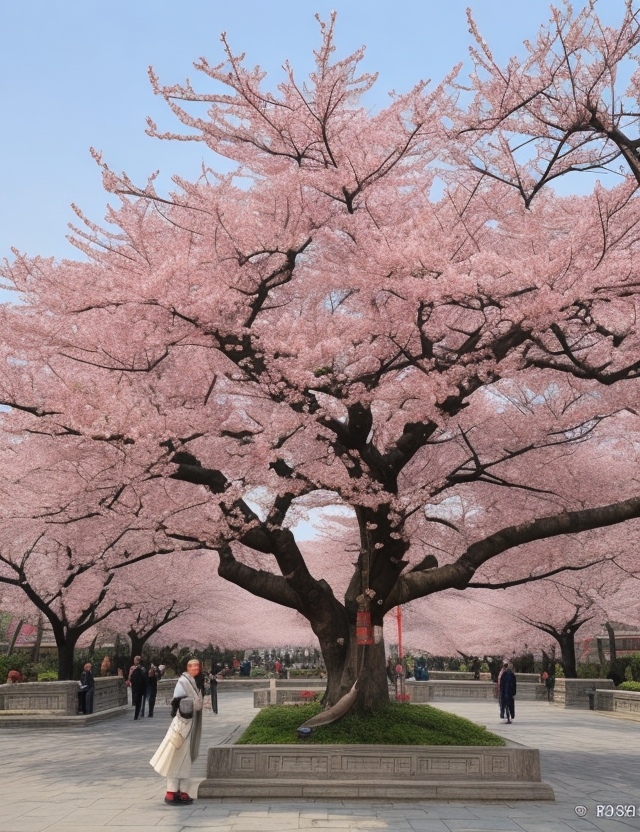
[0,0,625,266]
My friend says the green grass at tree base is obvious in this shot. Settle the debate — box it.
[237,702,505,746]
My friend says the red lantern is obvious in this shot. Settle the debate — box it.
[356,611,374,645]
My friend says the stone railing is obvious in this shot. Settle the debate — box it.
[0,677,127,715]
[552,678,614,708]
[594,689,640,720]
[252,681,546,707]
[421,671,540,683]
[158,676,329,701]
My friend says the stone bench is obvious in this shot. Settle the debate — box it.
[198,743,554,801]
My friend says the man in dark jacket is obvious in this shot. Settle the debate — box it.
[78,662,95,714]
[146,665,158,718]
[499,662,517,724]
[128,656,147,720]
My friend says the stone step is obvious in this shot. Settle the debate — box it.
[198,777,555,800]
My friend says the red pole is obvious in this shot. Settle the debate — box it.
[396,605,403,660]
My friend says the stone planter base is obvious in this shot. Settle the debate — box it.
[198,744,555,801]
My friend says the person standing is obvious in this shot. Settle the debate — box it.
[208,667,218,714]
[150,659,204,805]
[496,660,507,719]
[146,665,158,718]
[78,662,95,715]
[545,672,555,703]
[128,656,147,720]
[499,662,517,724]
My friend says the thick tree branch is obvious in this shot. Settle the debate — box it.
[385,495,640,610]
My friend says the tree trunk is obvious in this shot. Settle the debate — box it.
[315,617,390,713]
[57,638,79,681]
[596,637,607,672]
[557,631,578,678]
[337,625,390,713]
[605,621,617,662]
[31,615,44,664]
[128,631,149,668]
[7,619,24,656]
[318,636,348,708]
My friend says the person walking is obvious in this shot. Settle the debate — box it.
[77,662,95,714]
[150,659,204,805]
[128,656,147,720]
[499,661,517,724]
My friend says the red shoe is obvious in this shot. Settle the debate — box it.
[164,792,180,805]
[179,792,194,804]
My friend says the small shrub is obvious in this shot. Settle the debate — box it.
[618,681,640,692]
[0,655,24,682]
[577,663,603,679]
[627,654,640,682]
[37,670,58,681]
[250,667,267,677]
[288,668,323,678]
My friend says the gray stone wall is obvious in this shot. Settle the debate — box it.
[0,677,126,715]
[552,678,614,708]
[594,689,640,720]
[405,681,545,702]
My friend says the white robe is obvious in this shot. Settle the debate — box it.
[149,675,202,784]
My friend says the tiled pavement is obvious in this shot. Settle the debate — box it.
[0,692,638,832]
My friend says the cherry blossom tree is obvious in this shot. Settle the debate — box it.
[423,535,640,676]
[0,435,195,679]
[2,4,640,709]
[108,551,220,666]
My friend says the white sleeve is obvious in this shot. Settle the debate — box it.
[172,678,188,698]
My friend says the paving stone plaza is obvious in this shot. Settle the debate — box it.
[0,692,638,832]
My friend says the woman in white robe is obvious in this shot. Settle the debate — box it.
[150,659,204,805]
